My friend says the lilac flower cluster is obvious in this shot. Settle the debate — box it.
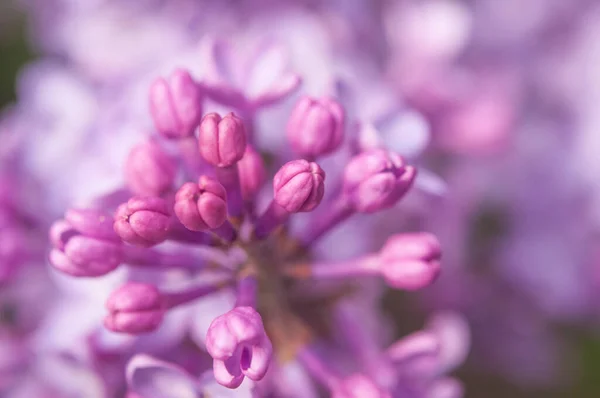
[14,0,600,395]
[42,52,465,396]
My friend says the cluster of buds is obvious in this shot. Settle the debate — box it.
[47,65,449,396]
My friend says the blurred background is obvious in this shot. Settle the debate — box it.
[1,0,600,397]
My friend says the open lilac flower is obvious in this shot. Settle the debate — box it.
[206,307,273,388]
[200,37,302,113]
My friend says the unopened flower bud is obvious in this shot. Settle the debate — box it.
[237,146,266,201]
[174,176,228,231]
[65,208,120,242]
[286,96,345,159]
[104,282,165,334]
[198,112,247,167]
[343,149,416,213]
[379,233,441,290]
[206,306,273,388]
[49,210,123,277]
[125,140,177,196]
[114,197,170,247]
[273,160,325,213]
[149,69,203,139]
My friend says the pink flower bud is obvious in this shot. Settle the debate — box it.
[379,233,441,290]
[104,282,165,334]
[273,160,325,213]
[332,374,391,398]
[114,197,171,247]
[174,176,228,231]
[125,140,177,196]
[149,69,203,139]
[65,209,120,242]
[49,211,124,277]
[237,145,266,201]
[343,149,416,213]
[198,112,247,167]
[50,235,123,277]
[206,306,273,388]
[286,96,345,159]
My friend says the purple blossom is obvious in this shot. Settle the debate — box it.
[0,2,499,397]
[33,53,461,395]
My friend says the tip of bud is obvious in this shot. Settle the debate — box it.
[49,236,123,277]
[105,283,164,334]
[149,69,202,139]
[174,177,228,231]
[380,233,441,290]
[286,96,345,159]
[273,159,325,213]
[125,140,177,197]
[65,209,119,242]
[343,149,416,213]
[114,197,171,247]
[198,112,247,167]
[237,145,266,201]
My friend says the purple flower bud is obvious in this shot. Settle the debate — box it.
[206,306,273,388]
[198,112,247,167]
[65,208,120,242]
[342,149,416,213]
[331,374,391,398]
[237,145,266,201]
[49,210,124,277]
[49,235,123,277]
[49,219,78,251]
[174,176,228,231]
[273,160,325,213]
[149,69,203,139]
[104,282,165,334]
[379,233,441,290]
[125,140,177,196]
[286,96,345,159]
[114,197,171,247]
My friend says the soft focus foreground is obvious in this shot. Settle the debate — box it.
[0,0,600,397]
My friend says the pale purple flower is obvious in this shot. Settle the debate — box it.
[200,37,302,112]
